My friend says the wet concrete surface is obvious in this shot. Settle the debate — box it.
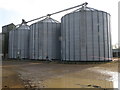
[1,60,119,89]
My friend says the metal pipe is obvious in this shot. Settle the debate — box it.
[26,15,47,23]
[47,2,88,16]
[16,2,88,26]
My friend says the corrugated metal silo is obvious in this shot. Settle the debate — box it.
[8,23,30,59]
[2,23,16,59]
[29,17,61,60]
[61,7,112,61]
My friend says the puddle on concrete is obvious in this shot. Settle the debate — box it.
[118,73,120,90]
[41,68,113,88]
[89,67,118,89]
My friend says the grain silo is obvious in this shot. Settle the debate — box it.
[29,17,61,60]
[2,23,16,59]
[8,20,30,59]
[61,6,112,61]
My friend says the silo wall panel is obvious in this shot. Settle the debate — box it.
[61,21,62,60]
[107,15,109,60]
[107,15,112,59]
[74,12,80,61]
[29,25,32,59]
[9,31,12,58]
[24,30,27,58]
[30,25,33,59]
[10,30,14,58]
[92,11,99,61]
[20,29,23,58]
[109,15,112,59]
[107,14,110,60]
[40,22,44,59]
[98,12,104,61]
[8,31,12,58]
[19,25,30,59]
[54,23,57,59]
[11,30,14,58]
[63,18,66,60]
[25,29,29,59]
[35,23,39,59]
[55,23,58,59]
[56,24,61,59]
[53,24,56,59]
[14,30,17,58]
[37,23,40,59]
[86,11,94,61]
[32,25,35,59]
[43,22,48,59]
[17,30,21,58]
[31,25,34,59]
[18,30,21,58]
[61,17,65,60]
[36,23,39,59]
[54,23,58,59]
[15,28,29,59]
[27,30,29,58]
[52,23,56,59]
[65,15,70,61]
[48,23,52,60]
[38,22,43,59]
[69,13,74,61]
[22,29,25,58]
[13,30,15,58]
[53,23,60,59]
[103,13,109,60]
[20,30,23,58]
[25,29,29,58]
[33,24,36,59]
[17,30,20,58]
[31,24,35,59]
[19,30,22,58]
[29,26,31,59]
[80,11,87,61]
[55,24,58,59]
[37,23,39,59]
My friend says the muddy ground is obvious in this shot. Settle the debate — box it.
[1,59,119,89]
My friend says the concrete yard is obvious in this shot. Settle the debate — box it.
[1,60,119,89]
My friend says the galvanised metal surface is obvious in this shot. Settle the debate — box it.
[8,24,30,59]
[8,29,15,58]
[2,23,16,59]
[61,7,112,61]
[29,17,61,60]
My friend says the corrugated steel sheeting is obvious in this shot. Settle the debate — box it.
[61,7,112,61]
[8,24,30,59]
[29,17,61,60]
[8,6,112,62]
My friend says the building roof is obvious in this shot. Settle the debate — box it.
[112,49,120,52]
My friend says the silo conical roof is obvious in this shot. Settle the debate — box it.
[40,17,60,23]
[18,23,30,30]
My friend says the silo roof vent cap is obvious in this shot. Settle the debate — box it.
[17,19,30,30]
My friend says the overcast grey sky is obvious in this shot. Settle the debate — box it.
[0,0,118,45]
